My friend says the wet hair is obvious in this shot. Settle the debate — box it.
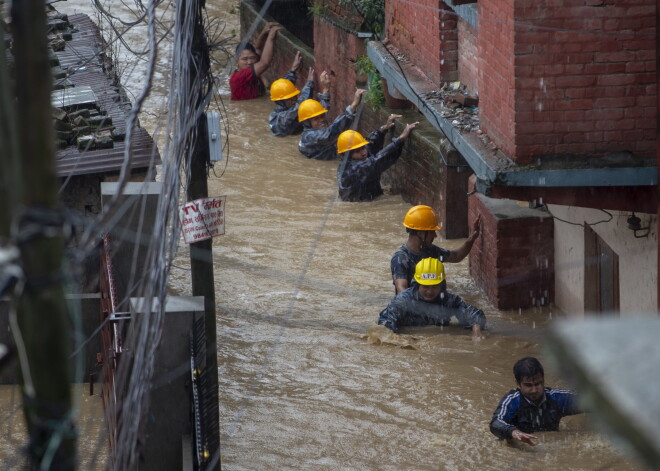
[235,42,257,57]
[513,357,544,383]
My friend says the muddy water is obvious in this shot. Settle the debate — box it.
[168,95,644,471]
[0,2,642,470]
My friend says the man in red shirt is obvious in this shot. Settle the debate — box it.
[230,22,282,101]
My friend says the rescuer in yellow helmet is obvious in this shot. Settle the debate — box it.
[337,114,419,202]
[297,78,365,160]
[378,257,486,339]
[269,52,315,137]
[390,205,481,294]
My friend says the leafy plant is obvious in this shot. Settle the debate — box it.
[353,55,375,76]
[339,0,384,35]
[307,2,326,18]
[353,56,384,111]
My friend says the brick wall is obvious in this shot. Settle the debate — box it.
[468,179,555,310]
[478,0,657,165]
[313,16,368,115]
[477,0,517,160]
[387,0,450,84]
[514,0,656,162]
[457,19,478,93]
[367,114,471,239]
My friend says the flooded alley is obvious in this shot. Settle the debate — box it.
[168,96,644,470]
[0,1,651,469]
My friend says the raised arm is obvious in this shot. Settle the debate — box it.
[446,215,481,263]
[254,21,279,54]
[253,25,283,77]
[349,88,366,112]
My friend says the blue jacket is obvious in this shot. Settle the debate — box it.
[490,387,582,439]
[337,129,404,202]
[269,71,314,137]
[378,284,486,333]
[298,94,356,160]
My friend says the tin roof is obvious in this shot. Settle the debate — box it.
[52,13,161,178]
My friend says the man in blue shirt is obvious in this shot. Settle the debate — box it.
[490,357,583,446]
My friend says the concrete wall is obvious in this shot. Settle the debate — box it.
[550,205,657,316]
[130,296,204,471]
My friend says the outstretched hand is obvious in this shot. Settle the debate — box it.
[382,113,402,131]
[320,70,332,89]
[307,66,315,82]
[268,25,283,38]
[350,88,366,110]
[291,51,302,72]
[398,121,419,140]
[511,429,539,446]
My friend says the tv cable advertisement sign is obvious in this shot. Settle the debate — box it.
[179,196,226,244]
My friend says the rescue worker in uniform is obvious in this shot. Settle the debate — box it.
[378,258,486,340]
[490,357,583,446]
[297,86,365,160]
[337,115,419,202]
[268,53,314,137]
[230,22,282,101]
[391,205,481,294]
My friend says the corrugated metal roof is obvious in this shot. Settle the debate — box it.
[53,13,161,178]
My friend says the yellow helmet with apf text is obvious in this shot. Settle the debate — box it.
[270,78,300,101]
[403,205,442,231]
[414,258,445,286]
[337,130,369,154]
[298,99,328,122]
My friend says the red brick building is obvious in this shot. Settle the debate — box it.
[241,0,658,315]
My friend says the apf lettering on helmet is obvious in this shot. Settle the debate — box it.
[420,273,437,280]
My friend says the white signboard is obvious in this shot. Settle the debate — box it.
[179,196,226,244]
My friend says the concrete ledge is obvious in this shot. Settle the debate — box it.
[367,40,658,189]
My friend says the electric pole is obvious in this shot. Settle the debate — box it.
[183,0,221,468]
[9,0,76,469]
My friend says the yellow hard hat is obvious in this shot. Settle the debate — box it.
[403,205,442,231]
[337,130,369,154]
[298,99,328,122]
[414,257,445,286]
[270,78,300,101]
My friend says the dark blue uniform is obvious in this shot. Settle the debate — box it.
[269,72,314,137]
[378,284,486,333]
[390,244,451,287]
[297,94,357,160]
[490,387,582,439]
[337,129,404,202]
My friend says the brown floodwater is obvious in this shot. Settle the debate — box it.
[166,96,645,471]
[0,2,648,470]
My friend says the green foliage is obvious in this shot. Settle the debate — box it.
[339,0,385,35]
[308,2,326,17]
[353,55,375,76]
[354,56,384,111]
